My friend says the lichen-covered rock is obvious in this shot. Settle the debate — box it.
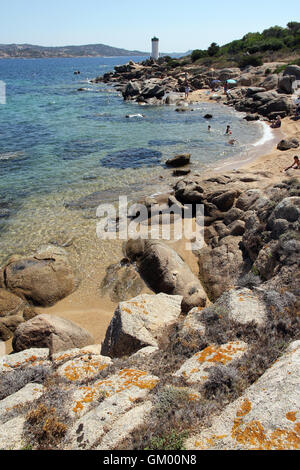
[57,354,112,383]
[101,293,182,357]
[0,348,50,374]
[0,416,27,450]
[66,368,159,448]
[216,288,267,326]
[186,341,300,450]
[96,401,153,450]
[0,383,44,423]
[174,341,248,385]
[181,307,206,337]
[12,314,94,354]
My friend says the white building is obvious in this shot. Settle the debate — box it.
[151,37,159,60]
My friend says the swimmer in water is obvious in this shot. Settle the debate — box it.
[225,125,231,134]
[125,114,145,118]
[208,125,211,131]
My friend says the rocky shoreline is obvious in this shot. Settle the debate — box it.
[0,58,300,451]
[91,57,299,120]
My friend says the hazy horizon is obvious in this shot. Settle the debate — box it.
[1,0,300,52]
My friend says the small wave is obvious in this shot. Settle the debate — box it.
[0,151,24,161]
[252,121,274,147]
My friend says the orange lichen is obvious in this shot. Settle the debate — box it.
[63,358,108,382]
[195,342,246,365]
[236,398,252,417]
[72,369,158,413]
[286,412,297,422]
[188,392,199,401]
[232,411,300,450]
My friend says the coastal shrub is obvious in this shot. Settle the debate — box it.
[25,404,67,449]
[191,49,208,62]
[145,430,188,450]
[237,55,263,68]
[203,364,244,401]
[152,385,190,418]
[207,42,220,57]
[237,272,262,289]
[0,365,52,400]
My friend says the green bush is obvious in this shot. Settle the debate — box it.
[208,42,220,56]
[145,430,188,450]
[238,55,263,68]
[191,49,207,62]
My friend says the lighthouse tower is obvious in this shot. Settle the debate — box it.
[151,36,159,61]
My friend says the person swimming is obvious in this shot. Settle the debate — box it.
[225,125,232,135]
[125,114,145,118]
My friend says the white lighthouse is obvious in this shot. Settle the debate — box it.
[151,36,159,61]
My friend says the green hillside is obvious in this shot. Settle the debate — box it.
[187,22,300,68]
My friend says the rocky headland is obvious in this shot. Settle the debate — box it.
[0,58,300,451]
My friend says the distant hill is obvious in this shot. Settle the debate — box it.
[0,43,192,60]
[0,43,148,59]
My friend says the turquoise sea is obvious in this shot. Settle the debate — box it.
[0,56,265,264]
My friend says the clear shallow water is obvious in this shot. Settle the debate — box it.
[0,56,264,263]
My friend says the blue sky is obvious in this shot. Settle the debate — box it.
[1,0,300,52]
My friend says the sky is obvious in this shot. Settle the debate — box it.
[1,0,300,52]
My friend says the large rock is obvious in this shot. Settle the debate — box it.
[12,314,94,354]
[260,74,278,91]
[124,239,207,312]
[215,288,267,326]
[0,289,25,317]
[283,65,300,80]
[278,75,296,94]
[197,236,244,300]
[66,369,159,448]
[186,341,300,450]
[0,247,78,307]
[174,341,248,385]
[272,197,300,223]
[277,138,299,151]
[101,293,182,357]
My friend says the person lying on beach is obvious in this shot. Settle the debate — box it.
[283,155,300,171]
[270,116,281,128]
